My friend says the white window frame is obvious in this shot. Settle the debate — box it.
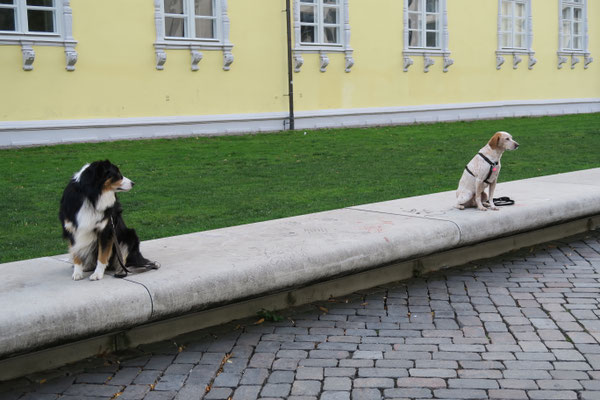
[558,0,592,69]
[154,0,234,71]
[0,0,77,71]
[496,0,536,70]
[402,0,453,73]
[292,0,354,73]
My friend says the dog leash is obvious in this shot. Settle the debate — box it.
[464,152,499,185]
[110,216,160,279]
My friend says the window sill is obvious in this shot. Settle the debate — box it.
[292,45,354,73]
[402,50,453,73]
[153,41,234,71]
[557,50,593,69]
[495,50,537,70]
[0,34,77,71]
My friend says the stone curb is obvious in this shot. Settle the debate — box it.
[1,168,599,379]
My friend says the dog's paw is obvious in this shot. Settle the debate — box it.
[72,271,84,280]
[477,206,488,211]
[454,204,465,210]
[89,271,104,281]
[490,206,500,211]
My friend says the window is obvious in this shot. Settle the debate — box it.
[558,0,592,69]
[154,0,234,71]
[560,0,584,51]
[500,0,527,49]
[292,0,354,73]
[0,0,77,71]
[299,0,341,46]
[407,0,441,49]
[163,0,217,40]
[402,0,452,72]
[496,0,535,70]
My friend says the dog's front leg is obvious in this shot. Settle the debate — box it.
[90,236,113,281]
[475,179,488,211]
[488,180,499,211]
[72,254,85,280]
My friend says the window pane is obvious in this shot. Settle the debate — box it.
[426,31,438,47]
[573,21,581,34]
[27,9,54,32]
[514,33,525,48]
[300,5,314,23]
[0,0,15,4]
[195,0,213,17]
[562,20,571,36]
[164,0,183,14]
[501,17,512,32]
[426,0,437,13]
[515,2,524,17]
[165,16,185,36]
[573,7,582,20]
[515,18,525,33]
[561,33,571,49]
[323,0,338,4]
[300,0,314,3]
[501,33,512,48]
[323,7,337,24]
[195,18,214,38]
[408,0,419,12]
[501,1,512,16]
[562,7,571,20]
[573,35,582,49]
[408,12,421,30]
[301,25,314,42]
[0,7,15,30]
[408,30,421,47]
[27,0,52,6]
[426,14,438,31]
[324,26,338,43]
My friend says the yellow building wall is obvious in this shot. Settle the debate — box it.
[294,0,599,111]
[0,0,598,122]
[0,0,290,121]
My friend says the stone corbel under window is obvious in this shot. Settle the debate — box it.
[154,44,234,71]
[21,43,35,71]
[403,52,454,73]
[496,52,536,70]
[558,52,593,70]
[292,49,354,73]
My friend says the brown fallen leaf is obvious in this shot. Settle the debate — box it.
[361,302,369,306]
[318,306,329,313]
[38,379,47,384]
[111,392,123,399]
[254,318,265,325]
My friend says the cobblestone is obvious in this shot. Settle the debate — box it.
[3,230,600,399]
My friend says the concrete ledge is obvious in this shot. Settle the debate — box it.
[1,168,600,380]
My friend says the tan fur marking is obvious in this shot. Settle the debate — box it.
[103,178,123,193]
[72,254,83,265]
[488,132,502,150]
[98,238,114,265]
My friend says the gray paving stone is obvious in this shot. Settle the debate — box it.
[291,380,322,396]
[320,391,350,400]
[350,388,382,400]
[232,385,261,400]
[432,388,488,399]
[260,383,291,398]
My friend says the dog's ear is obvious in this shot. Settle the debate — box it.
[488,132,502,149]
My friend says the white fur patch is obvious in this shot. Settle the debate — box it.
[73,163,90,182]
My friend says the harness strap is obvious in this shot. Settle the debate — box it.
[465,153,499,185]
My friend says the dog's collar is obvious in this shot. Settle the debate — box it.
[465,153,499,184]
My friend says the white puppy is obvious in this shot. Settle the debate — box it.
[455,131,519,211]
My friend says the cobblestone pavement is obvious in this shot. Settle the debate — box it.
[3,230,600,400]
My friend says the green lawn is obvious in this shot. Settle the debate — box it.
[1,113,599,263]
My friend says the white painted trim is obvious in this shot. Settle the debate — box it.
[1,98,598,148]
[293,0,353,72]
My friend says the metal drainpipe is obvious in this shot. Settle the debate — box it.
[285,0,295,131]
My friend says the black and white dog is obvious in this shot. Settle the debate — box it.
[59,160,156,280]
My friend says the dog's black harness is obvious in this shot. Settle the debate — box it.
[465,152,499,185]
[110,216,160,278]
[464,153,514,207]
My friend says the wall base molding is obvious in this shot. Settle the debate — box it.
[1,98,598,147]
